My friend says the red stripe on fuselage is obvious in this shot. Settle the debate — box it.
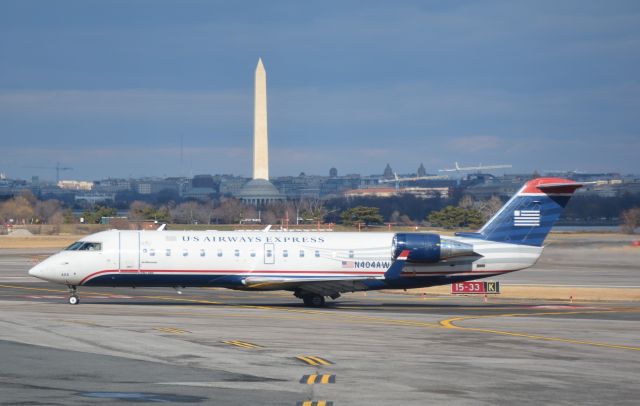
[79,269,386,285]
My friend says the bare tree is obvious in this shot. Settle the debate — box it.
[298,198,326,223]
[478,196,503,221]
[261,210,278,225]
[458,195,474,209]
[0,196,35,224]
[263,201,298,225]
[459,195,502,222]
[128,201,154,221]
[34,199,62,224]
[621,207,640,234]
[390,210,401,224]
[171,201,213,224]
[399,214,414,226]
[212,198,247,224]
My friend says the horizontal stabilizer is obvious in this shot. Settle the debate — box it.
[536,182,585,193]
[454,232,483,238]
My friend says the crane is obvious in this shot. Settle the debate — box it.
[24,162,73,183]
[438,162,512,173]
[378,173,449,191]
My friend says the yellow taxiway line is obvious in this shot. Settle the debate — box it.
[296,355,333,366]
[439,309,640,351]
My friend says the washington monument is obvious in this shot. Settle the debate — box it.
[238,58,282,205]
[253,58,269,180]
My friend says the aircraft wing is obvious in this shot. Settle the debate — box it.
[243,276,379,297]
[241,250,410,297]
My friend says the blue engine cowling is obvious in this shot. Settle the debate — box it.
[391,233,475,263]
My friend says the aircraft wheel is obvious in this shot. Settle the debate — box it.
[303,294,325,308]
[69,295,80,305]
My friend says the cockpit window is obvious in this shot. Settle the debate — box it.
[77,242,102,251]
[66,242,102,251]
[65,242,84,251]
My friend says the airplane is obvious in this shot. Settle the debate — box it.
[29,177,583,307]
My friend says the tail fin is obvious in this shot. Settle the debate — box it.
[457,178,583,246]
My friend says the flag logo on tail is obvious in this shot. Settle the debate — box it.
[514,210,540,227]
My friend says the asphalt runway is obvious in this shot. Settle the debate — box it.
[0,282,639,405]
[0,244,639,405]
[496,235,640,287]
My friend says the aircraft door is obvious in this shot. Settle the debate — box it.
[264,243,275,265]
[119,231,140,272]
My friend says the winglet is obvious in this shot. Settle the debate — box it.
[385,249,410,280]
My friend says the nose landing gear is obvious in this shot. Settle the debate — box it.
[67,285,80,305]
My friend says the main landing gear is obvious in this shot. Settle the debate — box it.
[295,291,326,308]
[303,294,325,308]
[67,285,79,305]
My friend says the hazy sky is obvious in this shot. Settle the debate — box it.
[1,0,639,181]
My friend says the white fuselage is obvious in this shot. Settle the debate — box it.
[28,229,542,289]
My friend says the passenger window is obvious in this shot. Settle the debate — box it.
[266,250,272,258]
[182,249,188,257]
[283,249,288,258]
[217,249,223,257]
[166,249,171,256]
[234,249,240,257]
[315,250,320,258]
[349,250,354,259]
[299,250,305,258]
[250,251,256,257]
[200,249,205,257]
[150,249,155,257]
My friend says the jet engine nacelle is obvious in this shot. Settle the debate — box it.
[391,233,475,263]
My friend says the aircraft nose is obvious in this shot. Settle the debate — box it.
[28,261,45,278]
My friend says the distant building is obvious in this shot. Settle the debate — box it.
[417,163,426,177]
[383,164,394,179]
[272,174,323,200]
[191,174,217,189]
[182,175,218,201]
[58,180,93,191]
[402,187,450,199]
[135,178,180,195]
[344,186,448,199]
[0,177,29,200]
[75,193,116,205]
[345,187,397,198]
[220,176,248,196]
[319,175,362,197]
[329,167,338,178]
[93,178,132,193]
[465,174,529,199]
